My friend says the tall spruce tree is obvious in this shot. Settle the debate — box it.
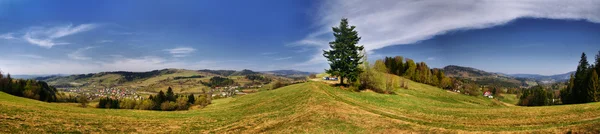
[588,70,599,102]
[166,87,175,102]
[323,18,364,85]
[573,52,590,103]
[595,51,600,74]
[561,74,575,104]
[394,56,405,75]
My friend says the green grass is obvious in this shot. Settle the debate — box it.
[1,75,600,133]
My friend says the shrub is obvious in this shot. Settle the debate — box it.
[78,94,89,108]
[160,102,178,111]
[138,100,155,110]
[176,97,190,110]
[119,99,138,109]
[518,86,553,106]
[270,81,287,90]
[195,94,209,107]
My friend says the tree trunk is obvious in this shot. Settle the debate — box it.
[340,76,344,85]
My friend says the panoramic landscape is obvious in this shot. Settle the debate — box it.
[1,0,600,133]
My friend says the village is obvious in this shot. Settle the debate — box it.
[59,87,142,100]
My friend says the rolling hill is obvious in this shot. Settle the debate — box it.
[261,70,314,78]
[443,65,538,87]
[507,71,574,84]
[35,69,290,94]
[1,74,599,133]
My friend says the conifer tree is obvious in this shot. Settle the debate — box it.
[561,74,575,104]
[323,18,364,85]
[395,56,405,75]
[588,70,599,102]
[573,52,590,103]
[187,94,195,104]
[166,87,175,102]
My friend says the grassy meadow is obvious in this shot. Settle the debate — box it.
[1,74,600,133]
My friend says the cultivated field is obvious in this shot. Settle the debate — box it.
[1,75,599,133]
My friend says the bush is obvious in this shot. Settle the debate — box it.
[97,97,120,109]
[160,102,178,111]
[518,86,553,106]
[78,94,89,108]
[195,94,209,107]
[309,74,317,79]
[119,99,138,109]
[270,81,287,90]
[138,99,155,110]
[176,97,190,110]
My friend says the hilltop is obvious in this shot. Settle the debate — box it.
[443,65,538,87]
[35,69,292,94]
[1,73,599,133]
[506,71,574,84]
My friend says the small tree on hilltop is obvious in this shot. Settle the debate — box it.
[78,94,89,108]
[323,18,364,85]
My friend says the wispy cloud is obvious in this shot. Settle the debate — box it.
[164,47,196,57]
[427,57,436,61]
[274,57,292,60]
[68,46,95,60]
[23,23,98,48]
[260,52,278,55]
[17,54,44,59]
[294,0,600,70]
[0,33,15,40]
[98,40,113,43]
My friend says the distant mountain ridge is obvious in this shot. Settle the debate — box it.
[505,71,573,84]
[442,65,537,87]
[261,70,314,78]
[33,68,293,93]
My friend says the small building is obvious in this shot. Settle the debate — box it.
[483,91,493,98]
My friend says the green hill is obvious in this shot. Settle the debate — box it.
[35,69,290,94]
[2,74,600,133]
[443,65,538,87]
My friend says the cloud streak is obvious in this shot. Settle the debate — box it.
[164,47,196,57]
[294,0,600,67]
[23,23,98,48]
[68,46,95,60]
[0,33,15,40]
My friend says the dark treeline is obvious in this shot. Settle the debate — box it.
[201,76,235,88]
[518,86,554,106]
[382,56,452,89]
[0,72,58,102]
[97,87,211,111]
[173,75,204,80]
[560,51,600,104]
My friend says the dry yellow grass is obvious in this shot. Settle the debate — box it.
[1,75,599,133]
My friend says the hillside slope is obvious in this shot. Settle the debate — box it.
[443,65,538,87]
[35,69,289,94]
[1,75,600,133]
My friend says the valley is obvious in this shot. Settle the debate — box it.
[1,74,599,133]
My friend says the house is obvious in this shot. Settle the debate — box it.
[483,91,493,98]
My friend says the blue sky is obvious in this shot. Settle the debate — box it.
[0,0,599,75]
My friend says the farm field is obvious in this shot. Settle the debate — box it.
[1,75,599,133]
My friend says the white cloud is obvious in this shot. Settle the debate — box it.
[427,57,436,61]
[294,0,600,70]
[274,57,292,60]
[0,33,15,40]
[98,40,113,43]
[68,46,95,60]
[0,55,254,74]
[260,52,278,55]
[23,23,98,48]
[17,54,44,59]
[164,47,196,57]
